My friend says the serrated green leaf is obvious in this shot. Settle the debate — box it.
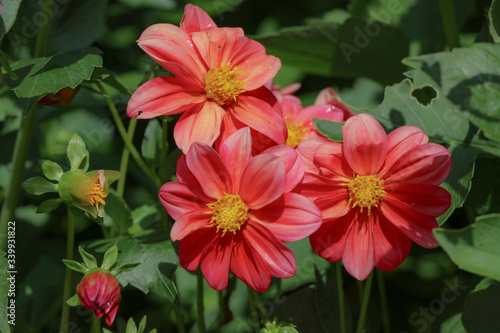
[102,245,118,270]
[22,177,58,195]
[111,262,140,277]
[62,259,88,274]
[255,18,408,85]
[3,47,102,113]
[0,250,11,333]
[102,192,133,235]
[89,231,180,307]
[67,133,89,171]
[0,0,22,41]
[462,278,500,333]
[490,0,500,43]
[66,294,81,307]
[141,118,164,169]
[78,246,98,269]
[37,199,61,214]
[313,118,344,142]
[434,214,500,281]
[40,160,64,181]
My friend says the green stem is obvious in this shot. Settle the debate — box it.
[336,263,347,333]
[116,117,137,197]
[95,82,159,187]
[91,315,101,333]
[59,208,75,333]
[438,0,460,49]
[355,272,374,333]
[376,270,390,333]
[174,306,187,333]
[197,269,207,333]
[253,290,267,318]
[247,286,260,333]
[0,0,53,252]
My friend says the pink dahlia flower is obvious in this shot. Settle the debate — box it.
[127,5,285,153]
[296,114,452,280]
[159,127,322,291]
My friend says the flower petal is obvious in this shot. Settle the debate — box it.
[343,114,387,175]
[384,183,451,217]
[342,211,375,280]
[250,192,322,242]
[174,101,226,154]
[159,182,208,221]
[200,233,233,290]
[296,137,331,174]
[170,209,212,241]
[186,142,232,198]
[180,4,217,33]
[261,145,304,192]
[178,228,218,271]
[127,77,205,119]
[138,24,207,85]
[314,191,350,220]
[379,197,439,248]
[239,154,286,209]
[292,172,346,201]
[310,212,355,262]
[218,127,252,192]
[314,141,353,180]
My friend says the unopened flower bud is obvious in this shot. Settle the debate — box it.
[38,87,77,107]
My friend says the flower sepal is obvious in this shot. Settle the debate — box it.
[260,317,299,333]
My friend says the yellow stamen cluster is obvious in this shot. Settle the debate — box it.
[343,174,386,215]
[285,118,308,148]
[205,193,249,237]
[204,62,246,106]
[88,180,106,210]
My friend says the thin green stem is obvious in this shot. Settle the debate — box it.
[59,208,75,333]
[91,316,101,333]
[336,263,347,333]
[247,286,260,333]
[197,269,207,333]
[253,290,267,318]
[438,0,460,49]
[0,0,53,252]
[95,82,159,187]
[174,306,187,333]
[116,117,137,197]
[355,272,374,333]
[377,270,390,333]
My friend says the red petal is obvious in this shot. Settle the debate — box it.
[296,137,331,174]
[218,127,252,192]
[314,141,353,180]
[384,183,451,217]
[261,145,305,192]
[105,303,119,326]
[293,172,347,201]
[343,114,387,175]
[180,4,217,33]
[310,212,354,262]
[159,182,208,221]
[170,209,212,241]
[178,228,218,271]
[200,233,233,290]
[342,211,375,280]
[314,191,350,220]
[239,155,286,209]
[174,155,213,202]
[250,192,322,242]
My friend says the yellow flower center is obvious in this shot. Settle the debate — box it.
[343,175,386,215]
[204,62,246,105]
[88,180,106,210]
[205,193,249,236]
[285,118,308,148]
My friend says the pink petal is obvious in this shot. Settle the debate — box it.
[239,154,286,209]
[186,142,232,198]
[296,137,331,174]
[281,97,302,120]
[382,143,452,185]
[173,101,226,154]
[249,192,322,242]
[372,212,412,271]
[310,211,355,262]
[261,145,304,192]
[379,197,439,248]
[127,77,205,119]
[314,191,351,220]
[159,182,208,221]
[230,95,287,145]
[314,141,353,180]
[175,155,212,202]
[170,209,212,241]
[180,4,217,33]
[218,127,252,192]
[178,228,218,271]
[200,233,233,290]
[342,211,375,280]
[292,172,346,201]
[314,87,340,105]
[138,24,207,85]
[343,114,387,175]
[279,83,302,96]
[295,104,345,125]
[384,183,451,217]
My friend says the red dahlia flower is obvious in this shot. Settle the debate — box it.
[77,270,121,326]
[159,127,322,291]
[127,5,285,153]
[296,114,452,280]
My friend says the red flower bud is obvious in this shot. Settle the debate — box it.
[38,87,77,107]
[76,270,121,326]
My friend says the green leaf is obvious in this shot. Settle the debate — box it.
[141,118,164,169]
[3,47,102,113]
[313,119,344,142]
[62,259,88,274]
[0,250,11,333]
[0,0,22,40]
[91,67,131,96]
[78,246,98,270]
[89,231,180,307]
[138,316,147,333]
[462,278,500,332]
[440,313,466,333]
[66,133,89,171]
[111,262,141,277]
[489,0,500,43]
[101,245,119,270]
[37,199,61,214]
[66,294,81,307]
[102,192,133,235]
[466,156,500,215]
[40,160,64,181]
[22,177,58,195]
[126,316,138,333]
[255,18,409,85]
[434,214,500,282]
